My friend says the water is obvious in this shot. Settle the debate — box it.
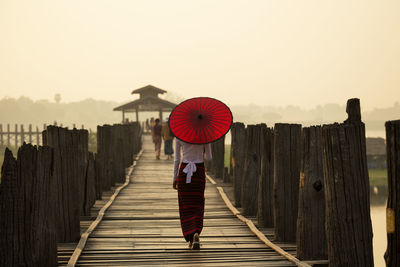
[371,205,386,267]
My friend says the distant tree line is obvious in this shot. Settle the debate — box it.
[0,96,398,136]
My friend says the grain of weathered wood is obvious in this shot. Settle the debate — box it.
[296,126,327,260]
[321,99,373,267]
[273,123,301,242]
[44,126,85,242]
[211,136,225,179]
[257,126,274,228]
[97,124,142,192]
[0,148,21,267]
[74,129,89,216]
[384,119,400,267]
[83,152,97,216]
[231,122,246,207]
[241,124,264,216]
[0,145,57,267]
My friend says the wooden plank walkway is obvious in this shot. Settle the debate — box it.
[60,136,298,266]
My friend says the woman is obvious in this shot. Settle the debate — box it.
[173,139,212,250]
[151,118,162,160]
[161,118,174,160]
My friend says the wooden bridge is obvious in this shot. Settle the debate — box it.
[58,135,305,266]
[1,99,400,267]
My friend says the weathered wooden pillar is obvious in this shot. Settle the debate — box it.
[36,126,40,145]
[73,129,89,216]
[0,145,57,267]
[273,123,301,242]
[223,167,230,183]
[28,124,32,143]
[21,124,25,144]
[321,98,373,267]
[0,124,3,146]
[384,119,400,267]
[211,136,225,179]
[296,126,327,260]
[7,124,10,146]
[14,124,18,148]
[231,122,246,207]
[241,124,264,216]
[44,126,81,242]
[257,125,274,228]
[83,152,97,215]
[94,153,102,200]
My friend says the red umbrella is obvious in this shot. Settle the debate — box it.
[169,97,233,144]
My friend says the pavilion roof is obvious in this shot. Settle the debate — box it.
[131,85,167,95]
[113,95,176,112]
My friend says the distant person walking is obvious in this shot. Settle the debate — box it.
[151,118,162,160]
[145,118,150,133]
[161,117,174,159]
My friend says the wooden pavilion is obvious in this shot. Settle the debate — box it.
[113,85,177,122]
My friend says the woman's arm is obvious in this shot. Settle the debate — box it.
[173,139,182,182]
[204,143,212,161]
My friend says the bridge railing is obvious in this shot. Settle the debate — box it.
[0,122,142,267]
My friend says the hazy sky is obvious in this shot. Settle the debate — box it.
[1,0,399,110]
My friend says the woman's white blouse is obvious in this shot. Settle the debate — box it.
[173,139,212,182]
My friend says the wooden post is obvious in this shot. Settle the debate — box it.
[14,124,18,148]
[28,124,32,143]
[136,107,139,122]
[257,126,274,228]
[21,124,25,145]
[384,119,400,267]
[73,123,76,129]
[241,124,264,216]
[0,145,57,266]
[211,136,225,179]
[273,123,301,242]
[44,126,81,242]
[36,126,40,145]
[0,124,3,146]
[296,126,327,260]
[7,124,10,146]
[122,111,125,123]
[223,167,229,183]
[321,99,373,266]
[97,125,113,191]
[231,122,246,207]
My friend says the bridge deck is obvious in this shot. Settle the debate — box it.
[59,136,297,266]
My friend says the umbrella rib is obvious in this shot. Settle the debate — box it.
[203,124,216,143]
[180,123,195,142]
[208,119,231,128]
[207,123,225,136]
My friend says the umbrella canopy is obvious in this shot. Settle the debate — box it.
[169,97,233,144]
